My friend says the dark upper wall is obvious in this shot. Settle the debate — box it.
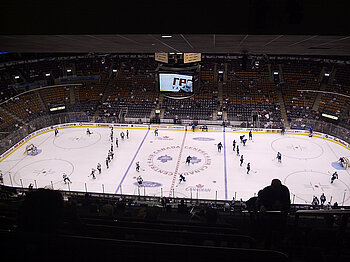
[0,0,350,35]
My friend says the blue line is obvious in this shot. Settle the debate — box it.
[223,126,228,200]
[115,126,150,194]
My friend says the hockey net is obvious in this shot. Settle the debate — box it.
[342,157,349,169]
[24,144,38,155]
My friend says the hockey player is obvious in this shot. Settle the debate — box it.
[240,155,244,166]
[331,171,338,183]
[115,137,119,147]
[97,163,101,174]
[110,132,113,142]
[154,128,158,136]
[338,157,345,168]
[108,150,114,160]
[110,144,114,152]
[246,163,251,174]
[106,157,109,169]
[276,152,282,163]
[54,128,59,136]
[126,130,129,139]
[89,168,96,179]
[120,132,125,140]
[86,128,92,136]
[136,161,140,172]
[320,193,326,205]
[236,145,240,156]
[28,183,33,189]
[240,135,245,143]
[217,142,223,152]
[309,127,313,137]
[0,172,3,184]
[242,138,247,146]
[249,131,252,140]
[186,155,192,165]
[232,140,236,151]
[63,174,71,184]
[137,175,143,186]
[312,195,319,206]
[179,174,186,183]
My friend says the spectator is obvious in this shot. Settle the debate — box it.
[259,179,290,212]
[178,199,187,214]
[258,179,290,248]
[17,188,64,234]
[161,196,168,210]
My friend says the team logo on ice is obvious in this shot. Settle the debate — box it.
[156,136,174,141]
[189,156,201,164]
[33,168,55,176]
[192,137,215,141]
[185,184,211,192]
[157,155,173,163]
[133,181,162,187]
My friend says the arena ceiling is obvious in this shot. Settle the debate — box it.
[0,34,350,57]
[1,1,350,57]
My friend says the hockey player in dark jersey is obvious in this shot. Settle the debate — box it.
[331,171,338,183]
[240,135,245,143]
[186,156,192,165]
[179,174,186,183]
[137,175,143,186]
[240,155,244,166]
[217,142,223,152]
[86,128,92,136]
[276,152,282,163]
[63,174,72,184]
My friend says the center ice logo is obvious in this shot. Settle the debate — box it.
[147,145,211,177]
[157,155,173,163]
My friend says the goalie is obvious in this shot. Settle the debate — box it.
[26,144,38,156]
[338,157,349,169]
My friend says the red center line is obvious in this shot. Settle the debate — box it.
[169,128,187,197]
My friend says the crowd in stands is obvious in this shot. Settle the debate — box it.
[0,54,349,137]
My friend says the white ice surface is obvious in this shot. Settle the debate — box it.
[1,126,350,205]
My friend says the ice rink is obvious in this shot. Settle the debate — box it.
[1,124,350,205]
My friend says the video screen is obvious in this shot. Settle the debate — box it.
[159,73,193,93]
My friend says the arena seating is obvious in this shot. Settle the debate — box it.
[0,185,349,262]
[0,55,349,135]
